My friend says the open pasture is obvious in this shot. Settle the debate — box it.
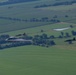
[0,45,76,75]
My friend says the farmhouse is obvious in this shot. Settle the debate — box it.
[5,37,32,43]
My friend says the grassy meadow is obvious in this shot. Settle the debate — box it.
[0,45,76,75]
[0,0,76,75]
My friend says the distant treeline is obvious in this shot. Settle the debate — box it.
[0,0,37,6]
[34,0,76,8]
[0,16,60,23]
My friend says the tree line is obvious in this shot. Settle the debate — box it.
[0,29,76,50]
[0,33,56,49]
[34,0,76,8]
[0,16,60,23]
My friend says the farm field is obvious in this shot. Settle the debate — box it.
[2,22,76,37]
[0,0,76,33]
[0,0,76,75]
[0,20,76,75]
[0,45,76,75]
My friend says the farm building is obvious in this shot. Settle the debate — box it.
[5,37,32,43]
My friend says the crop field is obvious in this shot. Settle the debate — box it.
[0,0,76,33]
[0,0,76,75]
[1,20,76,75]
[2,22,76,37]
[0,45,76,75]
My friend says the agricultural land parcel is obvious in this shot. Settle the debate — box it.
[0,0,76,75]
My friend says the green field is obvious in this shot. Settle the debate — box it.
[0,45,76,75]
[0,0,76,33]
[2,22,76,37]
[0,0,76,75]
[0,21,76,75]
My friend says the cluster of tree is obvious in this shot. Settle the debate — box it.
[0,34,33,49]
[16,33,56,47]
[58,30,76,44]
[71,30,76,36]
[47,30,76,40]
[60,32,71,38]
[0,16,60,23]
[0,34,10,44]
[0,0,37,6]
[0,33,56,49]
[46,32,71,39]
[1,29,76,49]
[33,34,56,47]
[0,16,26,22]
[34,0,76,8]
[0,41,32,49]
